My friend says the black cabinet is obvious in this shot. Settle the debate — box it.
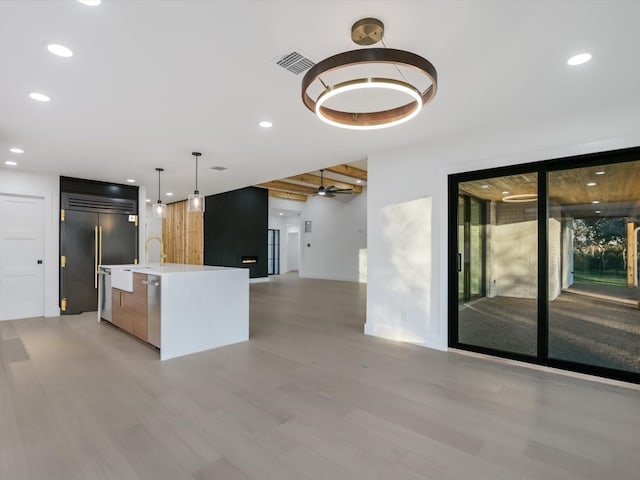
[60,183,138,315]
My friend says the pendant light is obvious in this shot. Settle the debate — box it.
[187,152,205,213]
[153,167,167,218]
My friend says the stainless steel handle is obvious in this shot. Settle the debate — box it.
[94,226,99,288]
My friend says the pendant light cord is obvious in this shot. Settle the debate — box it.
[195,155,199,193]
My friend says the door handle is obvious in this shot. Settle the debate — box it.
[457,253,462,272]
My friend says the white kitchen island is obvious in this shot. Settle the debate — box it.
[99,263,249,360]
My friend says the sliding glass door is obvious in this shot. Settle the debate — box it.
[456,173,538,356]
[548,161,640,375]
[449,148,640,383]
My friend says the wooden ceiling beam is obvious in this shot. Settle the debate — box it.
[325,164,368,181]
[258,180,317,195]
[286,173,363,193]
[268,190,307,202]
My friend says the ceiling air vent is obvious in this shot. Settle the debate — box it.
[210,166,227,171]
[275,51,315,75]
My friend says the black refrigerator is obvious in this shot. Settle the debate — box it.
[60,192,138,314]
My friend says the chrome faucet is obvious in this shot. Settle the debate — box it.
[145,236,167,266]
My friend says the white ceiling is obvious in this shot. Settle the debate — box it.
[1,1,639,202]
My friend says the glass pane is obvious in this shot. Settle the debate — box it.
[458,173,538,356]
[458,196,465,301]
[470,198,483,297]
[548,161,640,374]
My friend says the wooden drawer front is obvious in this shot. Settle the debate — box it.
[111,285,147,341]
[133,273,148,296]
[111,288,124,327]
[112,289,133,332]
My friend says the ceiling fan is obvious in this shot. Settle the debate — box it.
[316,169,353,197]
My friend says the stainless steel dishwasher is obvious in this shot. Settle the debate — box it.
[146,275,161,348]
[99,268,112,321]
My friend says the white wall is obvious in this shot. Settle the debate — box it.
[287,232,299,271]
[268,193,366,280]
[366,104,640,351]
[299,190,367,282]
[143,197,163,264]
[0,170,60,317]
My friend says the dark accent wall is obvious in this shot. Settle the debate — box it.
[203,187,268,278]
[61,176,139,201]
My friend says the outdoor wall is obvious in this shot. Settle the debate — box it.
[299,189,367,282]
[492,202,538,299]
[0,169,60,317]
[366,103,640,351]
[548,217,562,301]
[562,220,574,289]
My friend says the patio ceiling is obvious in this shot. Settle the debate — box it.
[459,159,640,207]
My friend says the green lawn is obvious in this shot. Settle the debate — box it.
[573,271,627,287]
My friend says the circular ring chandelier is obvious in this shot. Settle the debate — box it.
[502,193,538,203]
[301,18,438,130]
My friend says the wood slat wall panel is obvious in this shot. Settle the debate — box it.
[162,201,203,265]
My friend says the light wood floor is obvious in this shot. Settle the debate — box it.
[1,274,639,479]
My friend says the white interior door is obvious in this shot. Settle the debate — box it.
[0,195,44,321]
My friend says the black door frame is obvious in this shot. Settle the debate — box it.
[268,228,280,275]
[448,145,640,384]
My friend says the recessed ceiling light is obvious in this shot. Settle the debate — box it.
[567,52,592,66]
[126,178,136,183]
[78,0,101,5]
[46,43,73,58]
[166,192,173,196]
[586,182,597,186]
[480,185,489,189]
[356,180,362,184]
[502,191,509,195]
[9,147,24,154]
[595,171,606,175]
[279,212,284,216]
[145,198,151,203]
[4,160,18,166]
[259,121,273,128]
[592,200,600,204]
[29,92,50,102]
[595,210,601,214]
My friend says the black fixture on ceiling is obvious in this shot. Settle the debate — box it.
[316,169,353,197]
